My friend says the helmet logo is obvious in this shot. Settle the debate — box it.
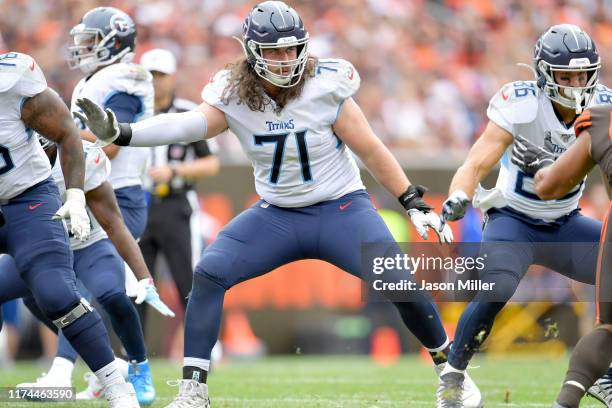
[110,14,131,34]
[568,58,590,67]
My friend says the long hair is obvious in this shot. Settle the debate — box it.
[220,56,317,113]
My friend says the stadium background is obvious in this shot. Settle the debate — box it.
[0,0,610,383]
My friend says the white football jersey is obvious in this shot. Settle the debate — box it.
[202,58,364,207]
[0,52,51,200]
[488,80,612,221]
[71,62,154,190]
[52,140,110,250]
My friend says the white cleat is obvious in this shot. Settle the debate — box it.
[587,375,612,407]
[76,371,105,400]
[105,382,140,408]
[16,371,71,400]
[165,380,210,408]
[435,363,483,408]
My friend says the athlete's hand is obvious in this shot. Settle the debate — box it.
[440,190,470,228]
[73,98,120,146]
[511,134,555,174]
[134,278,176,317]
[52,188,90,241]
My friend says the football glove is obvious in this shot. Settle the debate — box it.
[73,98,120,146]
[440,190,470,226]
[510,134,555,174]
[52,188,90,241]
[400,185,453,243]
[134,278,176,317]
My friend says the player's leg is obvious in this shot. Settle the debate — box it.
[317,191,449,355]
[315,190,481,407]
[167,201,303,406]
[115,186,148,240]
[555,205,612,408]
[438,211,534,406]
[2,180,136,404]
[76,240,154,404]
[135,205,160,334]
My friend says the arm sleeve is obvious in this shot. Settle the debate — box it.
[123,110,208,147]
[104,92,143,123]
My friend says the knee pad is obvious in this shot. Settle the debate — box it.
[50,298,94,330]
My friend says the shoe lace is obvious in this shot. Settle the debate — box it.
[167,380,206,406]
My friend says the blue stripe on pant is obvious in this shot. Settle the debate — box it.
[185,190,447,362]
[448,208,601,370]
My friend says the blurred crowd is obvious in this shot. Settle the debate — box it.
[2,0,612,156]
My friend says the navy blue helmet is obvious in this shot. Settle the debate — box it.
[534,24,600,113]
[68,7,136,74]
[242,1,309,87]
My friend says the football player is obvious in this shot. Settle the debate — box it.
[436,24,610,407]
[510,105,612,407]
[0,136,174,405]
[0,52,138,407]
[73,1,486,407]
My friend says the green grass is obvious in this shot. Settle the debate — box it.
[0,355,605,407]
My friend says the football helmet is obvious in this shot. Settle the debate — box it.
[241,1,309,88]
[534,24,600,113]
[68,7,136,74]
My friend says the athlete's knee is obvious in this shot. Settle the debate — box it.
[475,271,521,302]
[95,286,126,307]
[48,298,95,331]
[97,291,132,314]
[195,251,236,289]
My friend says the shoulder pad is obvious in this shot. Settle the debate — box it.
[201,70,230,104]
[488,81,539,126]
[315,58,360,100]
[0,52,44,93]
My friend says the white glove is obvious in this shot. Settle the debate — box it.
[134,278,176,317]
[52,188,90,241]
[73,98,120,146]
[425,211,454,244]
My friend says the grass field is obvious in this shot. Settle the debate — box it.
[0,355,605,407]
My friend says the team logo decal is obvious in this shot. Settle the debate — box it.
[110,15,131,34]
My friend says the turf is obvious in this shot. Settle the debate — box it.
[0,355,605,407]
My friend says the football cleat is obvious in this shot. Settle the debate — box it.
[76,372,104,400]
[164,380,210,408]
[435,364,483,408]
[587,374,612,407]
[128,360,156,405]
[16,371,72,388]
[437,372,465,408]
[105,382,140,408]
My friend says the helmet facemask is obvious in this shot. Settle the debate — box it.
[538,58,601,114]
[68,24,132,74]
[245,35,309,88]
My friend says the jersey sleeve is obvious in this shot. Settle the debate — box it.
[82,142,111,193]
[201,70,231,109]
[0,53,47,97]
[317,58,360,104]
[104,92,143,123]
[486,82,539,134]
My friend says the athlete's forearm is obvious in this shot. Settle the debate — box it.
[448,163,483,199]
[115,110,207,147]
[106,220,152,280]
[361,143,410,198]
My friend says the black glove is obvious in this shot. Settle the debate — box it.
[511,135,555,174]
[398,184,433,212]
